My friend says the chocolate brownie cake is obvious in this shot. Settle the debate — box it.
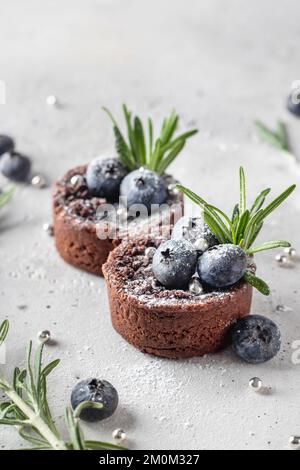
[103,237,254,358]
[52,105,198,275]
[53,165,183,275]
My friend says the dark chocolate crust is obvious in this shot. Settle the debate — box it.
[53,165,183,275]
[103,238,254,358]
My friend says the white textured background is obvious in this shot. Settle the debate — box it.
[0,0,300,450]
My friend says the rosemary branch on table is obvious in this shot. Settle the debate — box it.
[0,320,125,451]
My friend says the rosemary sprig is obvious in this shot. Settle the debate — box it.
[103,105,198,174]
[0,320,125,451]
[177,167,296,295]
[255,120,293,156]
[0,320,9,345]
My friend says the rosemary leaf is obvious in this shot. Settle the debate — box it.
[250,188,271,215]
[244,272,270,296]
[276,121,289,151]
[176,184,207,207]
[73,401,103,419]
[236,210,250,244]
[0,188,14,210]
[134,116,146,165]
[246,240,291,255]
[205,204,233,242]
[257,184,296,224]
[239,167,246,214]
[156,140,185,175]
[203,207,229,244]
[85,440,127,450]
[148,118,153,159]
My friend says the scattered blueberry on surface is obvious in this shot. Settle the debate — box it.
[152,239,197,289]
[86,157,127,201]
[232,315,281,364]
[0,135,14,157]
[197,244,247,288]
[287,94,300,117]
[172,216,219,253]
[71,378,118,422]
[120,168,167,212]
[0,152,31,182]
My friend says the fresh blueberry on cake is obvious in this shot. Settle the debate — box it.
[152,239,197,289]
[197,244,247,288]
[172,215,219,253]
[86,156,128,201]
[120,167,167,212]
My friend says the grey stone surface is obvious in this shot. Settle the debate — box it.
[0,0,300,450]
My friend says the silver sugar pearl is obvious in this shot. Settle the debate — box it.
[275,254,288,265]
[249,377,263,392]
[189,277,204,295]
[70,174,84,186]
[194,238,209,253]
[46,95,58,106]
[284,247,297,258]
[145,247,156,258]
[168,183,179,196]
[112,428,126,443]
[37,330,51,344]
[43,223,54,236]
[289,436,300,450]
[31,174,47,189]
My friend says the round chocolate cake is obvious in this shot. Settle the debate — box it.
[53,166,184,275]
[103,237,254,358]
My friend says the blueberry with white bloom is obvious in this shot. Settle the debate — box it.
[197,244,247,288]
[232,315,281,364]
[152,239,197,289]
[120,168,167,212]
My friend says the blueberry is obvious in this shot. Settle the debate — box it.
[0,135,14,157]
[232,315,281,364]
[71,378,118,422]
[0,152,31,182]
[287,94,300,117]
[86,157,127,201]
[120,168,167,212]
[152,239,197,289]
[197,244,247,288]
[172,216,219,254]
